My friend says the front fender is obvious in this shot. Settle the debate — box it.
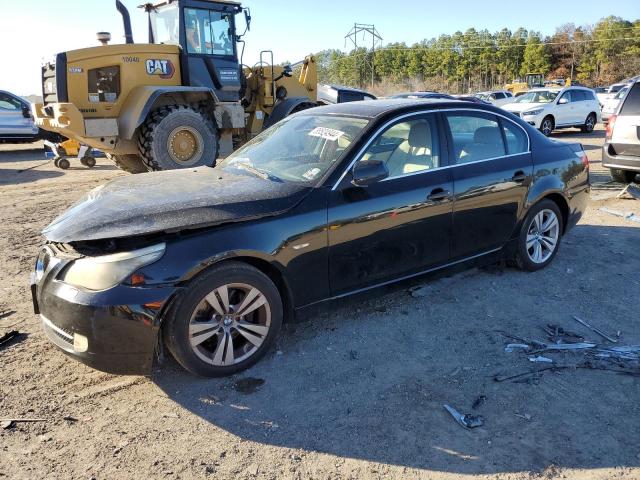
[118,86,219,139]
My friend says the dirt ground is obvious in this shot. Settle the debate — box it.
[1,126,639,480]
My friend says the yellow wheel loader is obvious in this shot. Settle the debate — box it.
[32,0,318,173]
[504,73,546,95]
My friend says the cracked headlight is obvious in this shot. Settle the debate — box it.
[61,243,165,291]
[522,108,544,116]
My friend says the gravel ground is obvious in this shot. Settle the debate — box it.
[1,126,639,480]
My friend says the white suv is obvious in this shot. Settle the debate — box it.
[502,87,601,136]
[473,90,514,106]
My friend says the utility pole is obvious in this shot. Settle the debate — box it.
[345,23,383,88]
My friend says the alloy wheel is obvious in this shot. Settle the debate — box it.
[188,283,272,366]
[526,209,560,264]
[541,119,553,136]
[585,114,595,132]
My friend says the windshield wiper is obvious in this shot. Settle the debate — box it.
[233,163,282,182]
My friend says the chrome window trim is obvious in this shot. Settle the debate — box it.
[331,107,531,190]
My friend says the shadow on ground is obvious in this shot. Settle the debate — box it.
[153,224,640,475]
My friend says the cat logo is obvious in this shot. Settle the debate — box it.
[145,59,175,79]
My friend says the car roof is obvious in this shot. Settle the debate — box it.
[296,98,493,119]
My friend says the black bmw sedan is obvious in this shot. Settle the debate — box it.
[31,99,589,377]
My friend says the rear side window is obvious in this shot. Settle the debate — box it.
[445,112,506,163]
[620,83,640,116]
[501,120,528,155]
[494,92,505,99]
[572,90,587,101]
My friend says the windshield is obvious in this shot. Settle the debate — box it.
[219,115,369,184]
[150,4,180,45]
[514,90,559,104]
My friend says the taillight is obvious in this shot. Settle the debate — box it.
[606,115,617,139]
[581,152,589,170]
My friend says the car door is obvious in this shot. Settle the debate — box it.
[555,90,577,126]
[327,113,453,295]
[572,90,590,123]
[0,92,34,136]
[443,109,533,259]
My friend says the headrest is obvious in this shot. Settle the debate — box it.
[408,121,431,148]
[474,126,501,144]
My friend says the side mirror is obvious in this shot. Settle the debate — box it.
[351,160,389,187]
[22,105,31,118]
[558,97,569,105]
[244,9,251,31]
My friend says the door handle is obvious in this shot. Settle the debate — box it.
[512,171,527,183]
[427,188,451,202]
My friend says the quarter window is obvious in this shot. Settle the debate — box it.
[360,115,440,179]
[502,120,528,155]
[445,112,505,163]
[184,8,234,56]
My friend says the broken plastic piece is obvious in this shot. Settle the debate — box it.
[528,356,553,363]
[443,404,484,429]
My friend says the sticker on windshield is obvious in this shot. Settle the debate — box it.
[302,167,322,180]
[308,127,345,141]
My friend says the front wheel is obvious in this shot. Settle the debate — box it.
[540,116,554,137]
[138,105,218,171]
[515,200,563,271]
[106,153,148,174]
[163,262,283,377]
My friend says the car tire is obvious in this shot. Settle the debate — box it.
[137,105,218,171]
[610,168,637,184]
[515,199,563,272]
[163,261,283,377]
[581,113,596,133]
[540,116,554,137]
[106,153,148,174]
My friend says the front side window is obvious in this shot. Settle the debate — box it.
[359,115,440,179]
[220,115,368,184]
[514,90,559,104]
[445,112,505,163]
[150,4,180,45]
[184,8,234,56]
[0,93,22,111]
[559,91,573,103]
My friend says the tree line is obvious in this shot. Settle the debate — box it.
[313,16,640,94]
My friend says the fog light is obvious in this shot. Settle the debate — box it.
[73,333,88,352]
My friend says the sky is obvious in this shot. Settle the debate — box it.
[1,0,637,95]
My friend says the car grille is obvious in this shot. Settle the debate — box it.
[42,315,73,345]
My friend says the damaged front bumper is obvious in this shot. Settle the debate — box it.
[31,255,177,375]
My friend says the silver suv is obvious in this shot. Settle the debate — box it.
[0,90,39,142]
[603,81,640,183]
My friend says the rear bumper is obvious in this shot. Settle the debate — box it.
[34,274,176,375]
[602,144,640,172]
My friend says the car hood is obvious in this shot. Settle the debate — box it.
[502,102,547,113]
[43,167,312,243]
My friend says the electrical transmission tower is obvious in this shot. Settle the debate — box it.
[345,23,383,87]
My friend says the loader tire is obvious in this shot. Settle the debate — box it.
[106,153,148,174]
[137,105,218,171]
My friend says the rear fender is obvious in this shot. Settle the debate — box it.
[118,86,220,139]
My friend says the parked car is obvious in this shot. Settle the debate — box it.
[317,84,376,105]
[602,80,640,183]
[596,83,628,107]
[389,91,455,100]
[502,86,601,136]
[473,90,514,106]
[0,90,40,142]
[602,86,629,122]
[455,95,491,105]
[32,99,589,377]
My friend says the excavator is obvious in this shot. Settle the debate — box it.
[32,0,318,173]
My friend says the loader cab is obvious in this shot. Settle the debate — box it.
[147,0,243,102]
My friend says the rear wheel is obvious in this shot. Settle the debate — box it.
[106,153,148,174]
[610,168,637,183]
[581,113,596,133]
[138,105,218,171]
[540,116,554,137]
[163,262,283,377]
[515,200,563,271]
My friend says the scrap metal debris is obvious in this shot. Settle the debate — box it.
[471,395,487,410]
[616,183,640,200]
[0,330,23,350]
[598,207,640,223]
[528,356,553,363]
[1,418,47,429]
[542,324,584,344]
[572,315,618,343]
[443,404,484,429]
